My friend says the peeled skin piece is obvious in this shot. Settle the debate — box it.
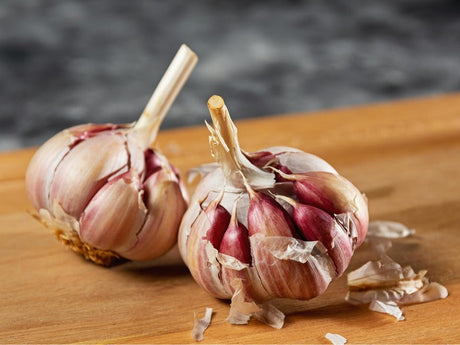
[191,308,213,342]
[325,333,347,345]
[346,223,448,321]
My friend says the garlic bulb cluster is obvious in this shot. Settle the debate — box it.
[179,95,369,306]
[26,45,197,266]
[26,123,187,265]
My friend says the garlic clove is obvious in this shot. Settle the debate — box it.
[250,234,335,300]
[185,199,232,299]
[292,172,358,213]
[219,207,251,265]
[246,186,297,238]
[144,148,170,179]
[244,150,277,169]
[288,198,353,275]
[217,205,270,301]
[205,204,232,250]
[25,123,104,211]
[79,169,146,253]
[289,171,369,245]
[49,131,129,219]
[119,168,187,260]
[26,131,74,212]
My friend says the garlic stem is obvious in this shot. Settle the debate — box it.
[207,95,242,174]
[207,95,274,190]
[132,44,198,148]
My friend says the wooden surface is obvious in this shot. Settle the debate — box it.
[1,93,460,344]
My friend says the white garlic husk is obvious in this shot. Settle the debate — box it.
[26,45,197,266]
[178,95,369,322]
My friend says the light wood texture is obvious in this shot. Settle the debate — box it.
[1,93,459,343]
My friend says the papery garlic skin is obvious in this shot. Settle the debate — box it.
[26,124,187,265]
[178,95,369,307]
[345,223,448,321]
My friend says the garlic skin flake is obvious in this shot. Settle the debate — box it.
[179,95,369,326]
[346,226,448,320]
[191,307,213,342]
[26,45,197,266]
[369,300,405,321]
[367,220,415,239]
[325,333,348,345]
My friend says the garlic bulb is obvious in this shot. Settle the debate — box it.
[26,45,197,266]
[178,95,369,313]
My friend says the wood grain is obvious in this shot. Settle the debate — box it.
[1,93,459,343]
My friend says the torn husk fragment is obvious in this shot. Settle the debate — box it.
[367,220,415,239]
[191,307,213,342]
[325,333,348,345]
[226,278,285,329]
[369,300,405,321]
[346,222,448,320]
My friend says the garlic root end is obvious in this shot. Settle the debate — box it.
[31,211,124,266]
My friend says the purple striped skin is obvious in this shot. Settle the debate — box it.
[186,201,232,299]
[143,149,164,180]
[79,170,144,252]
[244,189,333,300]
[247,190,297,238]
[245,150,276,169]
[250,237,332,300]
[290,203,353,276]
[293,177,337,215]
[292,171,369,246]
[219,216,251,265]
[219,209,267,301]
[205,204,232,250]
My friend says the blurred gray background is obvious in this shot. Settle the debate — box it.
[1,0,460,151]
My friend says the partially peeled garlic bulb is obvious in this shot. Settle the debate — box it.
[26,45,198,266]
[178,95,368,323]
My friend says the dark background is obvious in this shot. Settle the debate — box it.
[1,0,460,151]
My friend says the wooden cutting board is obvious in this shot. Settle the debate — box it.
[1,93,459,343]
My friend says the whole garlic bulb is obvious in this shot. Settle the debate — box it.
[26,45,197,266]
[178,96,368,317]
